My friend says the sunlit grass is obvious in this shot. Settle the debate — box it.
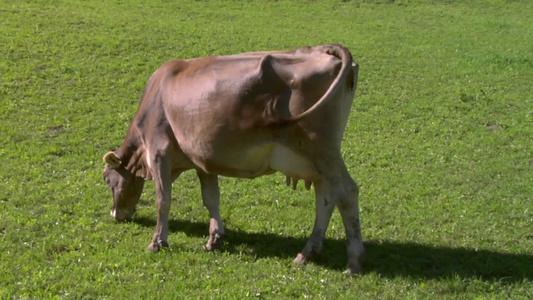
[1,0,531,298]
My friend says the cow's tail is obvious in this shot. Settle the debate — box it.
[281,44,355,126]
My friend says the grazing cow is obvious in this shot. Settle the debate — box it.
[102,44,365,273]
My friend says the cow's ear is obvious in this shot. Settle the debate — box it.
[103,151,122,169]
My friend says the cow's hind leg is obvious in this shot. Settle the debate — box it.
[294,178,336,264]
[294,160,365,274]
[197,171,225,250]
[337,166,365,274]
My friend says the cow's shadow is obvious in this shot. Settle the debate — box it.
[133,217,532,283]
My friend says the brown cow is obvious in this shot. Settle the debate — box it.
[102,44,365,273]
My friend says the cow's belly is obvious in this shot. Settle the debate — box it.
[269,145,319,181]
[199,144,318,181]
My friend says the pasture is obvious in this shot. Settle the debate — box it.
[1,0,532,298]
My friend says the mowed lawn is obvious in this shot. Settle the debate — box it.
[1,0,532,298]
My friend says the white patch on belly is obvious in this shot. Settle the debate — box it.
[193,144,318,180]
[269,146,318,181]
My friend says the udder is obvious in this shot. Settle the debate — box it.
[269,145,319,189]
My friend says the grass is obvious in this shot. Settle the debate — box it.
[1,0,532,298]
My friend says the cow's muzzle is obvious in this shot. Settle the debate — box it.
[110,208,135,221]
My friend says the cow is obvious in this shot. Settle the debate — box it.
[102,44,365,274]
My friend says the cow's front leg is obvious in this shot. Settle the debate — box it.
[197,171,225,250]
[294,179,336,264]
[147,154,172,252]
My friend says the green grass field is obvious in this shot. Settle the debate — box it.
[1,0,532,298]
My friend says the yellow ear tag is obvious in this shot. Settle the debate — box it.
[103,151,122,168]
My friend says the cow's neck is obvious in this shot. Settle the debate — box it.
[118,127,153,180]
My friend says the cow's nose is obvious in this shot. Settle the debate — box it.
[110,208,134,221]
[110,209,124,221]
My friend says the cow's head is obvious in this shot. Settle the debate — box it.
[102,151,145,221]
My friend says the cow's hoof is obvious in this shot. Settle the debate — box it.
[293,253,310,265]
[344,253,366,275]
[202,242,219,251]
[203,234,225,251]
[343,264,362,275]
[147,240,169,252]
